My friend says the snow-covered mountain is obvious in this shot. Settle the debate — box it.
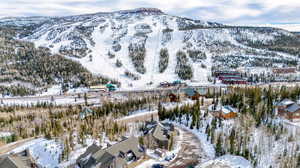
[1,8,299,89]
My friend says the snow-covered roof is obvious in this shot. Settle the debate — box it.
[277,98,295,106]
[286,103,300,113]
[222,105,238,114]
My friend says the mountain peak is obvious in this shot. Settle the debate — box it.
[117,8,164,14]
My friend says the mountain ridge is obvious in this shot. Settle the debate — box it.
[0,8,299,92]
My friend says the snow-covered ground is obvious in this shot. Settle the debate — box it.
[11,138,63,168]
[0,131,12,138]
[197,155,252,168]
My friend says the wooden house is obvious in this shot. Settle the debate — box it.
[220,105,238,119]
[285,103,300,120]
[184,88,200,100]
[275,98,295,115]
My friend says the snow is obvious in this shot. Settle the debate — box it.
[197,155,252,168]
[11,138,63,168]
[0,131,12,138]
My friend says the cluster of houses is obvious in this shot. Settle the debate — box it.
[75,121,175,168]
[0,149,37,168]
[214,70,247,85]
[275,98,300,121]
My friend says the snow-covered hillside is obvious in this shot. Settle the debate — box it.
[1,8,299,89]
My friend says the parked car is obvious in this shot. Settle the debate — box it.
[152,164,164,168]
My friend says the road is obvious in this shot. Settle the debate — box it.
[167,126,210,168]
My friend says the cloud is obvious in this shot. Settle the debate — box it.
[0,0,299,25]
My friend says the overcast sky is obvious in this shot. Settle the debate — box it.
[1,0,300,25]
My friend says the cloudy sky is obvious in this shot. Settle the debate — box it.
[1,0,300,25]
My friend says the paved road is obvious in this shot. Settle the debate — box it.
[167,126,209,168]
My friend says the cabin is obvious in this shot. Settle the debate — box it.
[184,88,200,100]
[143,121,175,150]
[168,93,180,102]
[220,105,238,119]
[275,99,300,121]
[276,98,295,115]
[77,137,144,168]
[286,104,300,120]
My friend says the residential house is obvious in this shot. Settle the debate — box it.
[220,105,238,119]
[286,103,300,120]
[76,144,102,167]
[184,88,200,100]
[208,104,238,119]
[76,137,144,168]
[143,121,174,150]
[0,149,36,168]
[275,98,295,115]
[276,99,300,121]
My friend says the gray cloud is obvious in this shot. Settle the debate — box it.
[0,0,299,25]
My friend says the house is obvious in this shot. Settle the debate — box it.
[220,105,238,119]
[276,99,300,120]
[168,93,179,102]
[184,88,200,100]
[79,107,94,119]
[285,103,300,120]
[143,121,174,150]
[77,137,144,168]
[76,143,102,167]
[0,149,36,168]
[276,98,295,115]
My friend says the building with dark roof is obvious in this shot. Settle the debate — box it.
[76,137,144,168]
[184,88,200,100]
[143,121,175,150]
[0,150,36,168]
[275,99,300,121]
